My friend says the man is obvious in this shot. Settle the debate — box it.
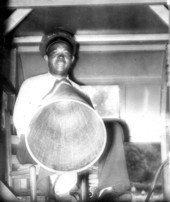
[13,28,131,201]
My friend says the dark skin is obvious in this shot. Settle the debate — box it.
[44,42,75,80]
[44,41,78,201]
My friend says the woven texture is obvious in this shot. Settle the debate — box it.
[26,81,106,172]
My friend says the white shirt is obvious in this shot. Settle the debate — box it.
[13,73,84,137]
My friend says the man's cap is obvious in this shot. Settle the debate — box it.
[39,29,77,57]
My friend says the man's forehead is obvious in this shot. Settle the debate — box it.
[46,39,73,53]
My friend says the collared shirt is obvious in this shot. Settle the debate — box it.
[13,73,84,137]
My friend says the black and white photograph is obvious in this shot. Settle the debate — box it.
[0,1,169,202]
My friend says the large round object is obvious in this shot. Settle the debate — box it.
[25,80,106,172]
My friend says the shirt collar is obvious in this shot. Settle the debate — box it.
[47,72,70,81]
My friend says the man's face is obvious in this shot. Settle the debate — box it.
[45,42,74,76]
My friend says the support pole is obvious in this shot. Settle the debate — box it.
[162,1,170,200]
[29,165,37,202]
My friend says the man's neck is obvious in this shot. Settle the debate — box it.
[49,72,69,81]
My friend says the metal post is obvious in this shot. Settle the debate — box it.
[29,165,37,202]
[162,2,170,200]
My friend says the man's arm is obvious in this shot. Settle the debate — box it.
[13,79,35,137]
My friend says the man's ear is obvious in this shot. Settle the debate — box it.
[44,55,48,62]
[72,56,75,63]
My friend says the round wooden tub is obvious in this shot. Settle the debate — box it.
[25,80,106,172]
